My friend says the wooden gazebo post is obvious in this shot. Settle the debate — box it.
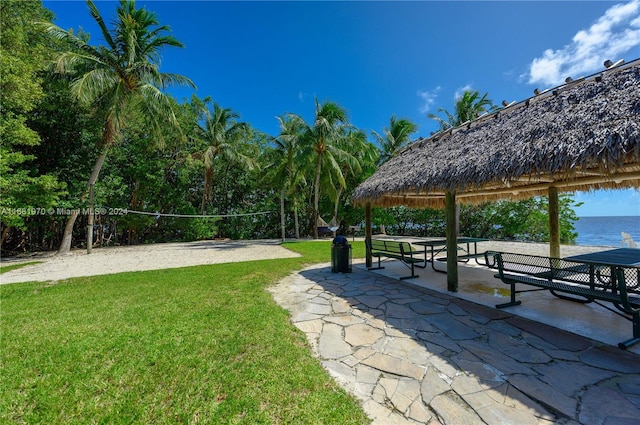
[549,186,560,258]
[445,191,458,292]
[365,203,372,268]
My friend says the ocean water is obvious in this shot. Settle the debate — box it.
[573,216,640,247]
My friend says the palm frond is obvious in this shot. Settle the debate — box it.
[375,115,418,163]
[87,0,116,49]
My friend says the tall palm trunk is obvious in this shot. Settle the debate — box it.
[333,186,342,224]
[58,148,109,254]
[294,202,300,239]
[1,226,12,249]
[332,186,343,238]
[201,190,207,216]
[280,188,286,241]
[57,209,79,254]
[289,171,300,239]
[313,152,322,239]
[201,166,214,215]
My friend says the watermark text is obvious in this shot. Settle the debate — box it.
[1,207,128,217]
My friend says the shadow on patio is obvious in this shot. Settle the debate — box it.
[270,261,640,424]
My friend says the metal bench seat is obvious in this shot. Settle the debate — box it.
[366,239,422,280]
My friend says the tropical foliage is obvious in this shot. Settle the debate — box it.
[372,115,418,165]
[379,195,580,243]
[190,98,254,215]
[295,100,352,238]
[0,0,66,246]
[428,89,498,130]
[40,0,195,253]
[0,0,579,256]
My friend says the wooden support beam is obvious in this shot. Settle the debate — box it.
[549,187,560,258]
[445,191,458,292]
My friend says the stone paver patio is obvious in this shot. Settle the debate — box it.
[269,263,640,425]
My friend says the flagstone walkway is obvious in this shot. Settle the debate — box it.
[269,263,640,425]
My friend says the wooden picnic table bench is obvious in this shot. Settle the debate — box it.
[365,239,423,280]
[486,251,640,349]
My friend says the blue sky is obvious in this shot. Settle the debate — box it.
[43,0,640,217]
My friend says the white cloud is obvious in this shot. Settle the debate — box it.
[527,0,640,86]
[298,91,315,102]
[417,86,441,114]
[454,84,473,101]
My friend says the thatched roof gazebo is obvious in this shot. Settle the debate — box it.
[353,58,640,291]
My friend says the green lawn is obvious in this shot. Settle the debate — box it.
[1,241,369,424]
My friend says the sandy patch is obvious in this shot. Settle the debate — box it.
[0,239,301,284]
[1,237,617,285]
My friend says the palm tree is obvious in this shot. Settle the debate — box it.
[428,89,497,235]
[328,128,377,228]
[297,99,350,238]
[428,90,496,130]
[372,115,418,165]
[192,101,255,215]
[268,114,307,240]
[42,0,195,253]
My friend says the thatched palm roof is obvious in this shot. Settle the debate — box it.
[353,59,640,209]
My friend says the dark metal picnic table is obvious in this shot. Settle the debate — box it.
[565,248,640,267]
[565,248,640,290]
[413,237,489,272]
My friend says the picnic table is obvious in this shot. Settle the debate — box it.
[564,248,640,290]
[489,248,640,349]
[413,237,488,272]
[565,248,640,266]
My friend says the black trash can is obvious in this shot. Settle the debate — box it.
[331,236,352,273]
